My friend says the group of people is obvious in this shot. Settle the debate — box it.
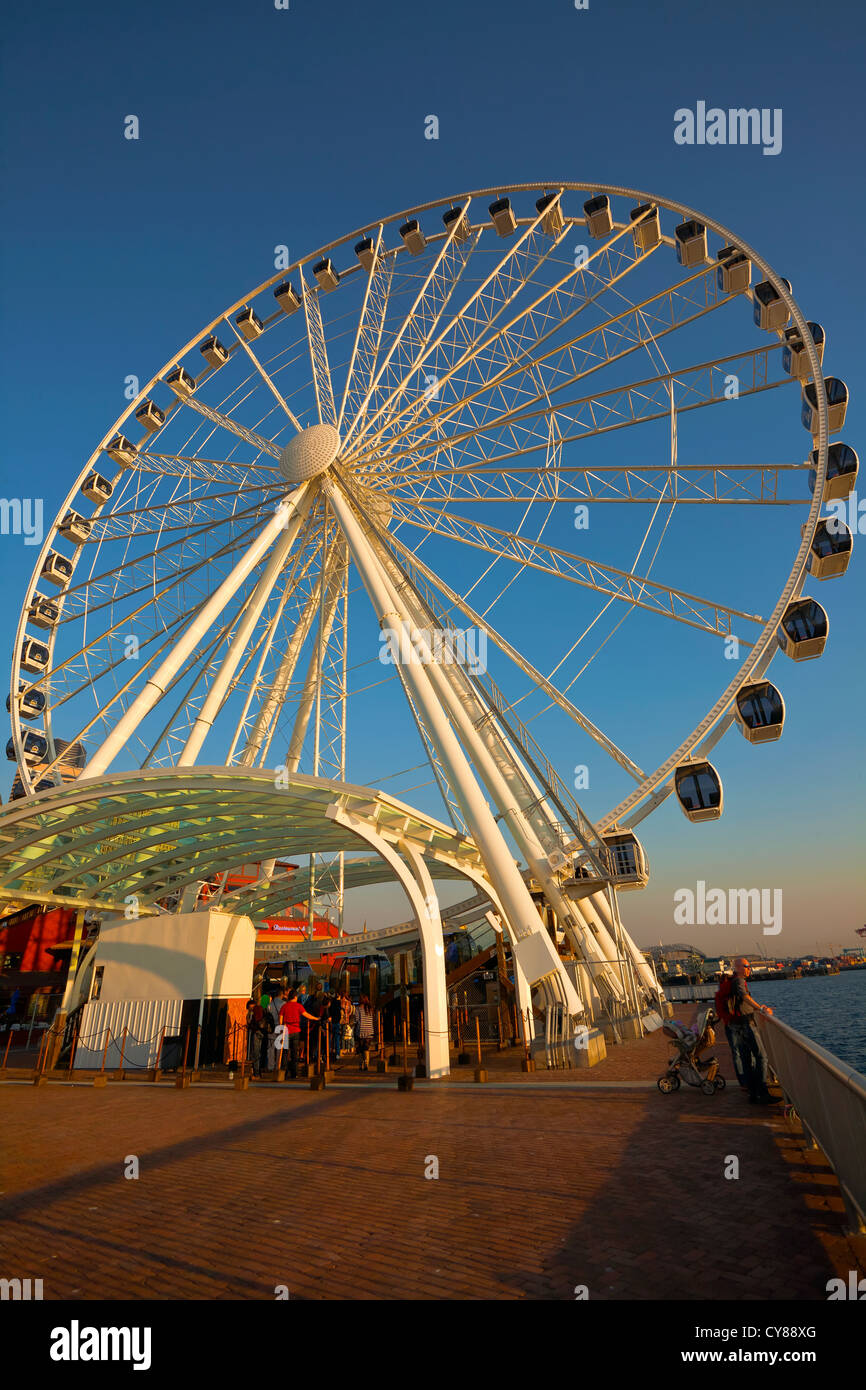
[245,982,375,1079]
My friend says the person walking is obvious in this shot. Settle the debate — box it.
[355,994,374,1071]
[278,988,320,1079]
[722,957,779,1105]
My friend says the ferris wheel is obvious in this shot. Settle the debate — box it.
[7,181,855,1021]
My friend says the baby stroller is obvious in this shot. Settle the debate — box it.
[657,1006,725,1095]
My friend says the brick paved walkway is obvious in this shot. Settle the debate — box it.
[1,1013,863,1301]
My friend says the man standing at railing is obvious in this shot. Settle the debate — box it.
[720,957,780,1106]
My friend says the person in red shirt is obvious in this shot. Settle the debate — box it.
[277,988,320,1078]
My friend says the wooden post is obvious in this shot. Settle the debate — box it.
[117,1026,128,1079]
[175,1025,192,1087]
[2,1026,13,1070]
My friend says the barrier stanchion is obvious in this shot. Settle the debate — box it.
[474,1018,487,1083]
[520,1006,535,1073]
[2,1027,14,1070]
[67,1017,81,1076]
[457,1008,470,1066]
[398,1018,414,1091]
[94,1027,112,1087]
[176,1026,192,1088]
[152,1024,166,1081]
[117,1027,128,1080]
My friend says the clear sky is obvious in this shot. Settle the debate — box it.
[1,0,864,956]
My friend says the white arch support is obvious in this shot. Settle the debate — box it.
[325,802,450,1078]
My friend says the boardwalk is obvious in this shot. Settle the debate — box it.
[1,1009,863,1301]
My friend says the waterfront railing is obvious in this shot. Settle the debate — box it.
[756,1013,866,1234]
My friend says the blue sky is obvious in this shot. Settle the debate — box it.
[1,0,863,954]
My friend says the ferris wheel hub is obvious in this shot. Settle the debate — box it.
[279,423,341,483]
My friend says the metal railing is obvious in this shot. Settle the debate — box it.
[756,1013,866,1234]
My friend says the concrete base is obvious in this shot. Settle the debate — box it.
[234,1075,250,1091]
[310,1075,327,1090]
[521,1058,536,1073]
[573,1027,607,1069]
[93,1075,108,1088]
[415,1062,427,1078]
[32,1074,49,1087]
[397,1074,414,1091]
[175,1075,192,1089]
[474,1068,488,1084]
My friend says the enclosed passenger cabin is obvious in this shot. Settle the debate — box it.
[536,193,564,236]
[777,598,828,661]
[81,471,113,504]
[734,681,785,744]
[489,197,516,237]
[135,400,165,433]
[6,731,49,763]
[328,953,393,1005]
[808,443,858,503]
[59,510,92,545]
[604,832,650,889]
[753,278,791,332]
[201,336,229,368]
[104,434,137,468]
[675,219,707,268]
[235,307,263,340]
[716,246,751,293]
[629,203,661,251]
[7,682,46,719]
[782,322,825,380]
[313,258,339,291]
[801,378,848,436]
[674,762,723,822]
[804,519,852,579]
[20,637,50,674]
[399,219,427,255]
[563,832,649,895]
[443,206,470,242]
[354,237,376,271]
[273,281,301,314]
[41,552,73,587]
[583,194,613,239]
[166,365,196,398]
[27,594,60,630]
